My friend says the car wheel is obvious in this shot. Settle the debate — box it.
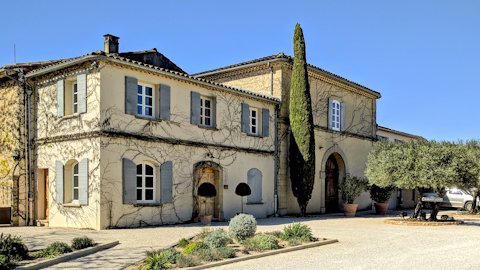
[424,202,432,209]
[464,202,473,212]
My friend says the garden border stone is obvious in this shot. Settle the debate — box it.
[183,238,338,270]
[384,219,464,226]
[16,240,119,270]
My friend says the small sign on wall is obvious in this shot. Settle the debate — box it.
[224,185,228,189]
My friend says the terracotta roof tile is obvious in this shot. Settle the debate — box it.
[25,52,280,103]
[193,53,380,96]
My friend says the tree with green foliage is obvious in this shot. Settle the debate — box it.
[366,139,480,220]
[289,23,316,217]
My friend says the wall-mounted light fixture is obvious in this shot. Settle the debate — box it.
[12,153,20,161]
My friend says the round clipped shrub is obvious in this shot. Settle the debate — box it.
[229,214,257,241]
[204,229,229,249]
[183,242,209,254]
[0,233,29,259]
[71,236,96,250]
[214,247,236,258]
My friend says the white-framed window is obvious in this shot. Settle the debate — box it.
[332,100,340,131]
[137,83,155,118]
[249,108,258,135]
[72,82,78,114]
[136,162,155,203]
[200,96,213,127]
[72,161,79,203]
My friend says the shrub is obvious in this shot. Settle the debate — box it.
[46,242,72,255]
[243,234,279,251]
[287,238,301,246]
[280,222,313,242]
[159,248,179,264]
[0,254,18,270]
[228,214,257,241]
[175,254,199,268]
[204,229,229,249]
[267,230,282,238]
[36,248,59,258]
[0,233,29,259]
[195,249,220,262]
[214,247,236,259]
[369,184,395,203]
[339,175,369,204]
[140,253,169,270]
[71,236,96,250]
[177,238,189,248]
[198,227,214,240]
[183,242,209,254]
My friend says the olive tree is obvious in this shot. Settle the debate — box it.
[366,139,479,220]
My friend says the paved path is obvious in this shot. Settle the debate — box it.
[2,210,480,269]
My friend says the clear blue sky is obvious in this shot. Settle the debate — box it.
[1,1,478,141]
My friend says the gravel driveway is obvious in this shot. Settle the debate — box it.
[1,210,479,270]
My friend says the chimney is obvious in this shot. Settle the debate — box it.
[104,34,120,54]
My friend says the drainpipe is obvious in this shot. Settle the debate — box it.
[267,62,274,96]
[5,69,33,226]
[274,105,279,216]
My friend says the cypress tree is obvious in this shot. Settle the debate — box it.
[289,23,316,217]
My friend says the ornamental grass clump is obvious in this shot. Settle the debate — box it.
[280,222,314,242]
[204,229,229,249]
[140,253,169,270]
[177,238,189,248]
[228,214,257,242]
[243,234,279,251]
[71,236,96,250]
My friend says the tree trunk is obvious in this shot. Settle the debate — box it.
[300,203,307,217]
[470,191,479,214]
[411,187,424,219]
[428,203,440,221]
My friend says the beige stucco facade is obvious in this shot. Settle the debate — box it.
[197,55,381,214]
[30,59,277,229]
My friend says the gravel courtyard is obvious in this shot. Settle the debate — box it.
[1,210,479,270]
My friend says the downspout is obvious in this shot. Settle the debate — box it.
[274,104,278,216]
[5,69,33,226]
[267,62,274,96]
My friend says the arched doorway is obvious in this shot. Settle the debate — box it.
[325,155,339,213]
[194,162,223,220]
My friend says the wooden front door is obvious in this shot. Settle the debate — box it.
[325,155,339,213]
[45,170,49,219]
[198,168,217,217]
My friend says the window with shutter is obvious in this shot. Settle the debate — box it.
[331,100,340,131]
[57,74,86,117]
[161,161,173,204]
[136,162,156,203]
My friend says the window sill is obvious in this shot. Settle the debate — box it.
[62,203,82,208]
[246,202,264,205]
[197,125,218,131]
[133,203,161,207]
[60,113,83,120]
[134,115,162,122]
[246,133,264,138]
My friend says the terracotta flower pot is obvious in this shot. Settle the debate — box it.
[200,215,212,225]
[343,204,358,217]
[374,202,389,215]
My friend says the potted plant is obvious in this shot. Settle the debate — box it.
[339,175,369,217]
[235,183,251,215]
[369,184,395,215]
[197,182,217,225]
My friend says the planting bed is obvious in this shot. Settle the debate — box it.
[384,218,464,226]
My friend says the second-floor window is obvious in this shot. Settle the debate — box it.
[137,83,154,117]
[249,108,258,135]
[200,96,213,127]
[332,100,340,131]
[72,82,78,114]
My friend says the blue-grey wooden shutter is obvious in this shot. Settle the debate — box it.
[57,80,65,117]
[159,84,171,120]
[247,168,262,203]
[212,96,217,128]
[77,74,87,114]
[262,108,269,137]
[241,103,249,133]
[385,137,389,141]
[340,102,345,132]
[122,158,137,204]
[376,135,381,141]
[161,161,173,204]
[328,98,333,130]
[78,158,89,205]
[125,76,138,115]
[395,139,399,142]
[190,92,200,125]
[55,161,64,204]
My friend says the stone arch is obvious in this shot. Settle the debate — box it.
[193,161,224,221]
[319,144,349,213]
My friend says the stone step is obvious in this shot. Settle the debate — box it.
[36,219,49,227]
